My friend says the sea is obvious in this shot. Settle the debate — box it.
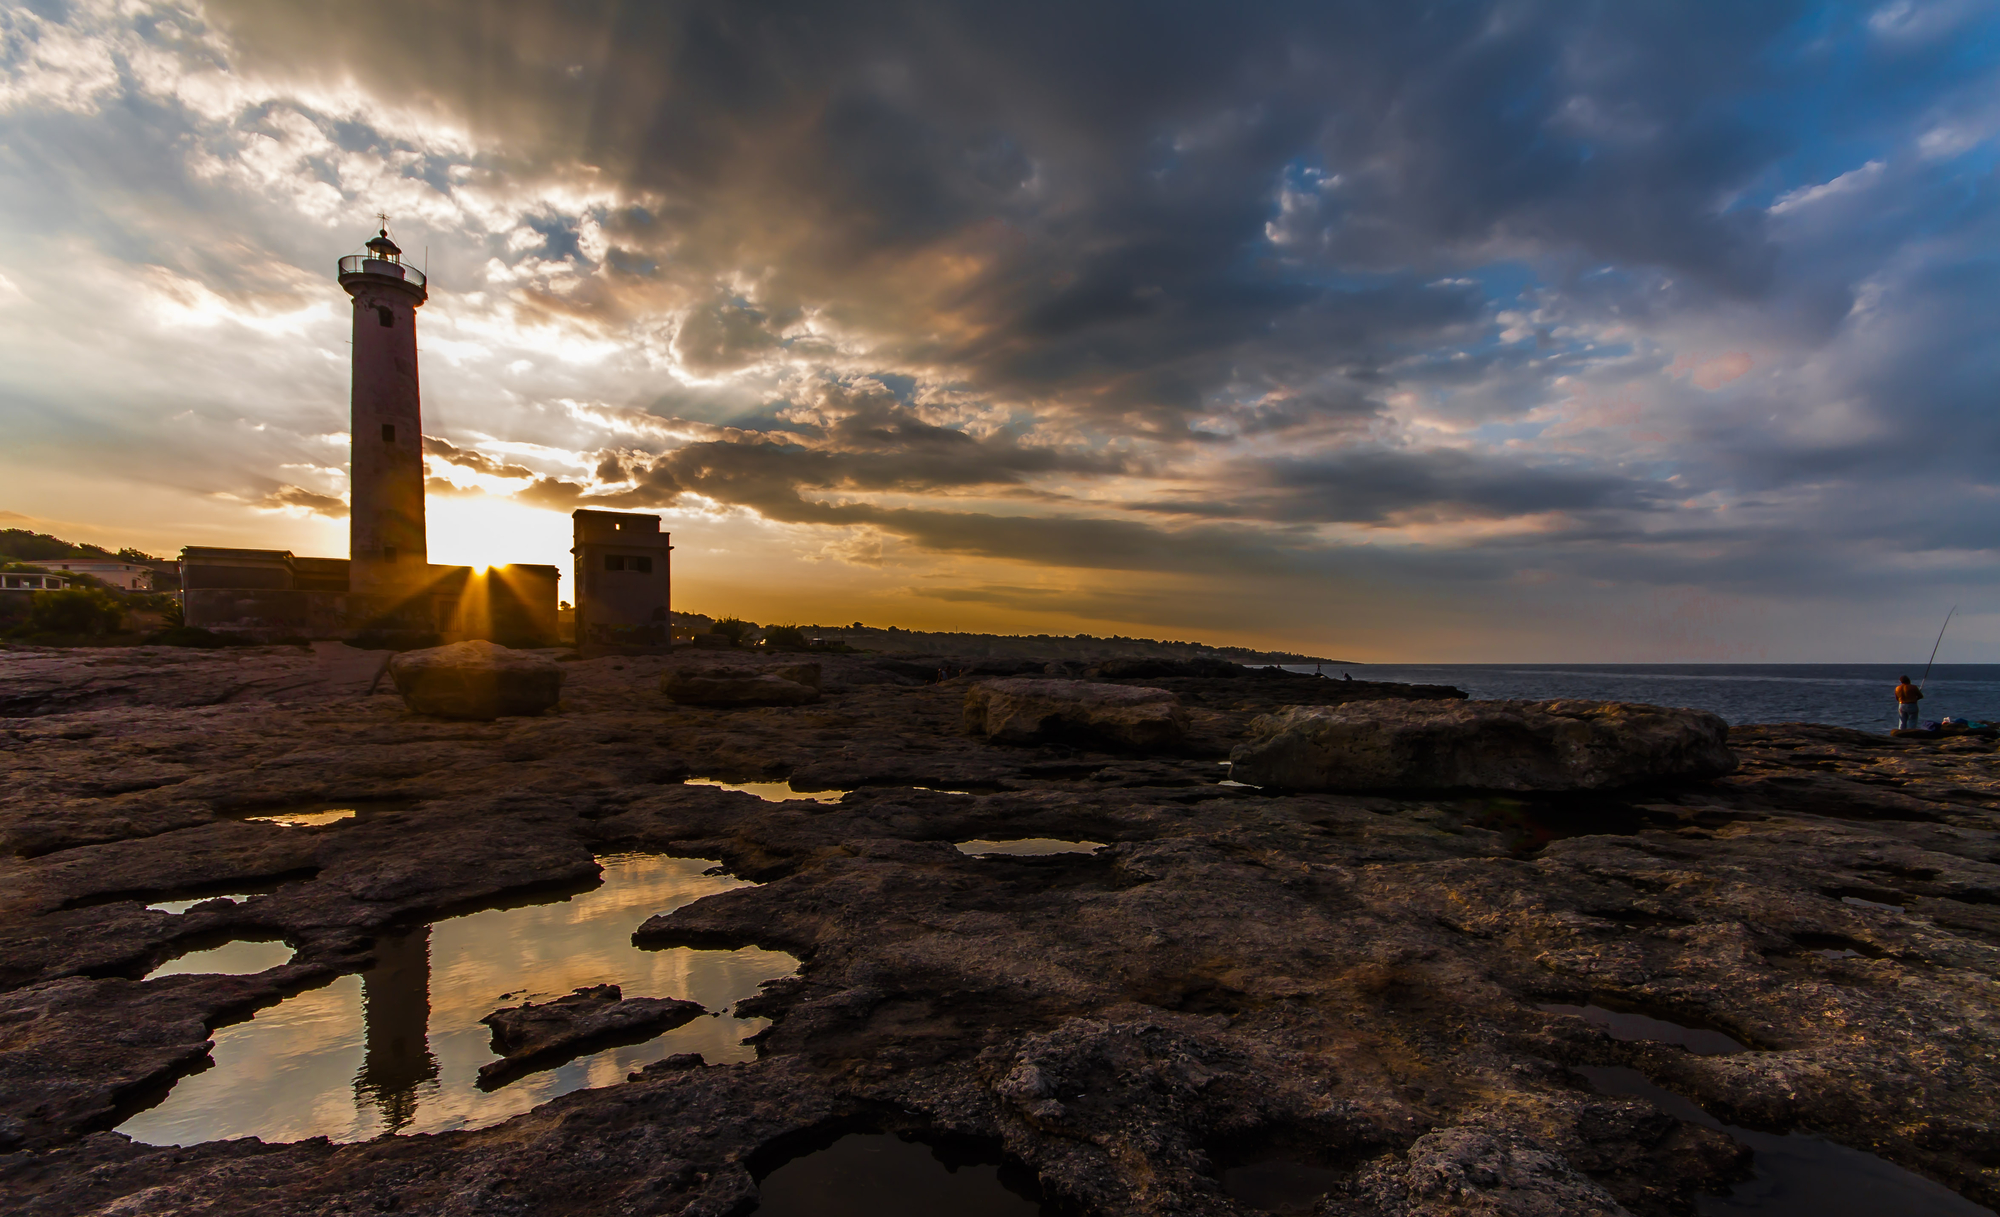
[1276,664,2000,734]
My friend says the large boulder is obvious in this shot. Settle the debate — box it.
[964,678,1188,751]
[661,662,820,707]
[387,640,564,720]
[478,984,704,1088]
[1229,699,1735,792]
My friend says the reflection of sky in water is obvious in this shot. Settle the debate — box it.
[243,808,356,827]
[146,939,295,978]
[956,839,1104,856]
[119,854,796,1146]
[684,778,848,803]
[147,894,258,915]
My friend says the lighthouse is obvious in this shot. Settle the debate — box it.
[176,228,562,647]
[338,227,429,597]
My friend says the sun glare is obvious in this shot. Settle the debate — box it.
[424,495,573,574]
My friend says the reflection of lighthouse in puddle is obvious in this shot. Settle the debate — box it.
[354,928,438,1131]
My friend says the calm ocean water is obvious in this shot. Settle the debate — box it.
[1277,664,2000,733]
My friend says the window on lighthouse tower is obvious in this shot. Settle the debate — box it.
[376,306,394,327]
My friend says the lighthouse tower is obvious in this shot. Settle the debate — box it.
[338,227,429,597]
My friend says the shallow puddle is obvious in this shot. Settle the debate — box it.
[684,778,850,803]
[118,854,796,1145]
[1221,1161,1345,1214]
[231,800,421,828]
[754,1132,1053,1216]
[147,893,263,915]
[1540,1001,1748,1055]
[1579,1065,1994,1216]
[147,938,295,978]
[956,839,1106,856]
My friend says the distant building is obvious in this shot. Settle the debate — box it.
[176,227,560,646]
[1,571,71,592]
[572,510,672,646]
[41,560,152,590]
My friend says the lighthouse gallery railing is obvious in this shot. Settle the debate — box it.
[338,256,427,288]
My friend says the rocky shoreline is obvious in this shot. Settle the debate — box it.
[1,643,1996,1215]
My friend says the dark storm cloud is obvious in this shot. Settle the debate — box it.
[202,0,1809,435]
[1128,450,1662,525]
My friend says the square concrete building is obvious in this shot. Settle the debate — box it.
[572,510,672,645]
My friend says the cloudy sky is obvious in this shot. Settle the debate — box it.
[2,0,1997,659]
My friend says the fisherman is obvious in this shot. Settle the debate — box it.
[1895,674,1924,731]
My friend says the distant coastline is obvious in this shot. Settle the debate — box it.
[678,616,1340,667]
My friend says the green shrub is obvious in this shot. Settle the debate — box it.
[27,587,124,635]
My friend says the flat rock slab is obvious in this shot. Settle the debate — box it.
[388,640,564,720]
[662,663,821,707]
[964,678,1189,751]
[1230,698,1736,791]
[478,984,705,1088]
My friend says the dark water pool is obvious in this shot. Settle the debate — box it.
[753,1132,1054,1217]
[118,853,795,1145]
[1546,1000,1989,1213]
[1541,1000,1749,1055]
[1221,1160,1346,1214]
[1580,1066,1993,1216]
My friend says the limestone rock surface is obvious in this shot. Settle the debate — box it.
[387,640,563,720]
[6,648,2000,1217]
[477,984,704,1087]
[964,678,1188,750]
[1231,698,1735,791]
[661,663,821,707]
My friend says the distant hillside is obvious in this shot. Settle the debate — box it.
[673,612,1340,665]
[0,529,163,565]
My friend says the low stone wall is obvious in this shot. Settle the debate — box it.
[182,589,350,639]
[184,582,558,646]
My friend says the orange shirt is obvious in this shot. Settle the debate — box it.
[1895,682,1923,704]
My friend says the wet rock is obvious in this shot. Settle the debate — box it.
[1090,656,1245,679]
[963,678,1188,751]
[1230,698,1736,791]
[629,1052,707,1081]
[478,984,705,1087]
[1351,1126,1635,1216]
[661,663,821,707]
[386,640,564,720]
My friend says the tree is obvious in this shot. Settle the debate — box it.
[764,623,808,650]
[27,587,124,635]
[0,529,112,562]
[710,617,755,645]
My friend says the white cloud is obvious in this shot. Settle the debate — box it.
[1769,160,1885,214]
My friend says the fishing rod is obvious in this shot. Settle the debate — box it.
[1920,604,1957,691]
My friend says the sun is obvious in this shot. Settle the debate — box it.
[424,495,573,577]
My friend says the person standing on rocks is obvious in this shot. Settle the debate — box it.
[1895,674,1924,730]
